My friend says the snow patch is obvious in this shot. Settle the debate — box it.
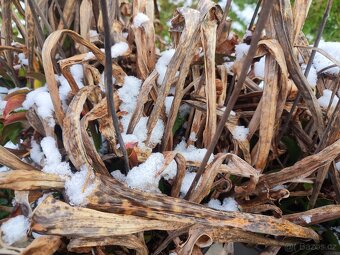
[23,86,55,127]
[175,140,214,163]
[111,42,129,58]
[1,215,29,245]
[64,165,96,206]
[313,42,340,75]
[208,197,239,212]
[317,89,339,109]
[231,126,249,141]
[301,215,312,224]
[133,13,150,27]
[124,153,177,193]
[155,49,176,85]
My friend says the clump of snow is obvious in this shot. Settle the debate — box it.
[133,13,150,27]
[0,87,8,94]
[111,170,127,183]
[99,72,116,93]
[317,89,339,109]
[22,86,55,127]
[301,64,318,88]
[258,81,264,89]
[0,166,9,172]
[56,64,85,109]
[254,56,265,79]
[231,126,249,141]
[30,139,44,165]
[124,153,177,193]
[313,42,340,75]
[83,52,95,61]
[121,134,139,146]
[301,215,312,224]
[36,193,52,206]
[70,64,85,89]
[336,162,340,171]
[111,42,129,58]
[4,141,18,149]
[18,53,28,66]
[272,185,287,191]
[208,197,239,212]
[1,215,29,245]
[119,76,164,147]
[64,165,96,206]
[165,96,174,117]
[40,136,72,177]
[180,171,197,197]
[235,43,250,60]
[175,140,213,163]
[89,30,98,37]
[189,132,197,142]
[224,61,234,70]
[155,49,176,85]
[118,76,143,114]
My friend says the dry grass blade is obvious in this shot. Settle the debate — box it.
[146,7,201,144]
[257,139,340,190]
[272,0,325,137]
[84,174,319,240]
[283,205,340,226]
[63,86,98,171]
[0,146,38,171]
[21,236,62,255]
[0,170,64,190]
[1,0,13,66]
[32,196,187,237]
[201,12,218,146]
[68,236,148,255]
[42,29,126,125]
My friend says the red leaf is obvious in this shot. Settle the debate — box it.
[3,94,26,118]
[4,111,27,126]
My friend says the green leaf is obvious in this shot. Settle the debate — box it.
[0,122,23,145]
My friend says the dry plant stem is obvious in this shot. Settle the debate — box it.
[309,100,340,208]
[278,0,333,140]
[185,0,274,200]
[100,0,130,172]
[248,0,262,30]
